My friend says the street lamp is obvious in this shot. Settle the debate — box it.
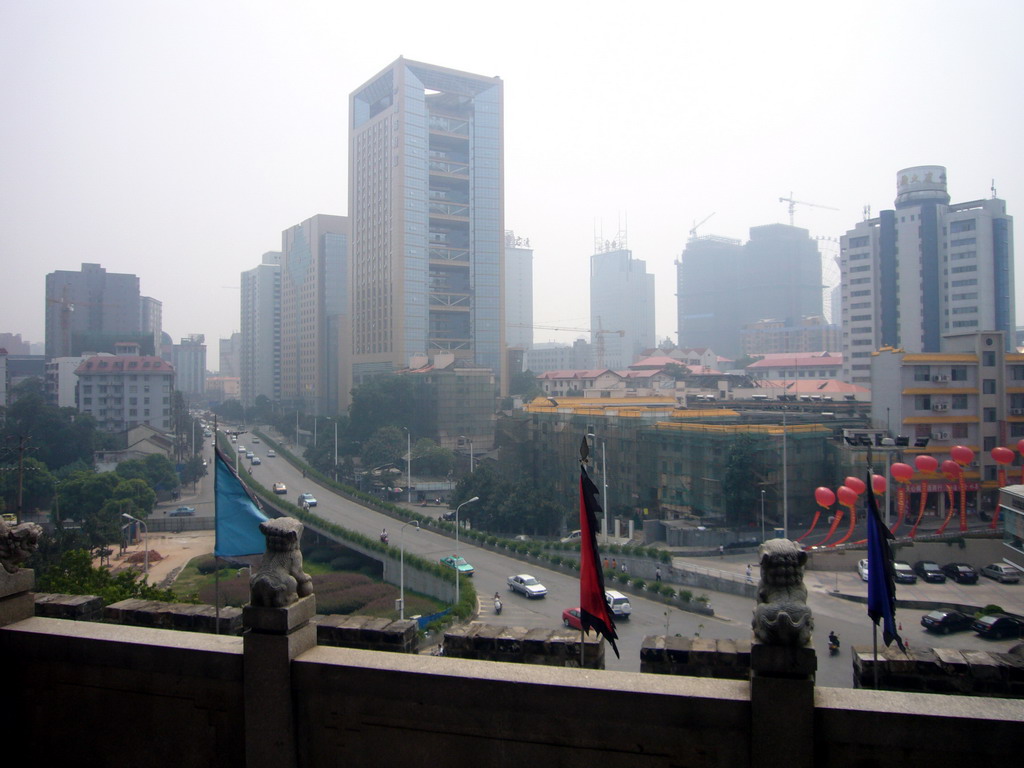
[399,520,420,620]
[404,428,412,504]
[122,512,149,576]
[586,433,609,541]
[760,489,766,543]
[460,435,474,473]
[454,496,479,606]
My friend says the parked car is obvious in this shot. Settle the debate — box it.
[972,614,1024,639]
[273,482,287,495]
[507,574,547,599]
[297,493,317,508]
[893,562,917,584]
[605,590,632,619]
[267,449,276,457]
[169,505,195,517]
[912,560,946,583]
[562,607,583,630]
[941,562,978,584]
[921,609,974,634]
[980,563,1020,584]
[856,559,870,582]
[251,456,262,465]
[440,555,474,577]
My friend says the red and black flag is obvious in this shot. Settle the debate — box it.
[578,437,619,657]
[866,470,905,652]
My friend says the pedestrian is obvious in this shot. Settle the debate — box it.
[746,564,753,583]
[655,566,662,582]
[603,557,610,571]
[611,558,617,571]
[719,545,724,558]
[621,562,627,574]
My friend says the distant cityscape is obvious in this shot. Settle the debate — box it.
[2,57,1021,551]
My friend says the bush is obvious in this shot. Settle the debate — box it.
[631,577,646,590]
[678,589,693,603]
[979,604,1005,616]
[192,555,222,575]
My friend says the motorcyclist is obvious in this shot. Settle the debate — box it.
[493,592,502,614]
[828,631,840,649]
[380,528,388,542]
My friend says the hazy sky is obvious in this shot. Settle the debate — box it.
[2,1,1022,363]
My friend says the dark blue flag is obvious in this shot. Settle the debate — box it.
[865,472,905,651]
[214,445,268,557]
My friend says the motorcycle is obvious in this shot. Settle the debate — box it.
[494,597,503,615]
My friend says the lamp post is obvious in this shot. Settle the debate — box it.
[454,496,479,606]
[404,428,412,504]
[760,489,766,542]
[586,433,609,541]
[460,435,475,473]
[122,512,149,576]
[399,520,420,620]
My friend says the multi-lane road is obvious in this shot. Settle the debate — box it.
[224,430,1024,686]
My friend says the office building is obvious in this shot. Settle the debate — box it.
[45,356,86,407]
[74,344,175,432]
[240,251,282,408]
[280,215,349,415]
[840,166,1015,384]
[677,225,823,358]
[139,296,163,359]
[172,334,207,399]
[348,58,504,395]
[590,237,655,370]
[504,230,533,354]
[740,316,839,356]
[219,332,241,378]
[45,263,153,358]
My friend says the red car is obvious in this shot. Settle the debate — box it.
[562,607,583,630]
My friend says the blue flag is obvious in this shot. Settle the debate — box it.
[865,472,905,651]
[214,445,268,557]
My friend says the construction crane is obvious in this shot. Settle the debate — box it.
[510,322,624,369]
[689,212,715,240]
[778,193,838,226]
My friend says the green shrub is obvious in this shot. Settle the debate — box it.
[631,577,646,590]
[678,589,693,603]
[979,604,1005,616]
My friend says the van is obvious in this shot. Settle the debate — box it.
[605,590,631,619]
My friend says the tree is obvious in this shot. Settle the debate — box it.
[360,426,406,469]
[116,454,179,496]
[413,438,454,477]
[722,433,762,529]
[509,369,542,401]
[348,375,435,443]
[450,463,563,537]
[180,454,207,488]
[215,398,246,424]
[37,549,177,605]
[1,380,105,471]
[0,456,56,515]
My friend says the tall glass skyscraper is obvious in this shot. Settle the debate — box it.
[348,58,504,393]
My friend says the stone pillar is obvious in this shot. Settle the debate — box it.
[243,594,317,768]
[749,643,817,768]
[0,566,35,627]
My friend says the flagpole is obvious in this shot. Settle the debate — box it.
[873,624,879,689]
[214,416,221,632]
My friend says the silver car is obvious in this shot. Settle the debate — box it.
[507,574,547,599]
[980,563,1020,584]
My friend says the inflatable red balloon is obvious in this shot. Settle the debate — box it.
[891,462,914,482]
[872,474,887,494]
[915,455,938,473]
[1018,438,1024,455]
[992,446,1015,465]
[843,476,866,495]
[814,487,836,507]
[837,485,858,507]
[941,459,961,478]
[950,445,974,466]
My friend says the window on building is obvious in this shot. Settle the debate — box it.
[913,366,931,381]
[951,367,968,381]
[983,351,996,366]
[984,436,997,451]
[984,407,997,422]
[914,395,931,410]
[952,394,968,409]
[950,219,976,233]
[983,379,996,394]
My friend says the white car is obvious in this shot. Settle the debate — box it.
[857,559,869,582]
[605,590,632,619]
[267,449,276,457]
[507,574,547,599]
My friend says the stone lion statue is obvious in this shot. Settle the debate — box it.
[0,519,43,574]
[751,538,813,647]
[249,517,313,608]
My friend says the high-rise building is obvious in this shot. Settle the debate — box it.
[504,230,533,355]
[240,251,282,408]
[172,334,207,399]
[139,296,163,359]
[45,263,151,358]
[677,225,823,358]
[280,215,349,415]
[840,166,1015,384]
[348,58,505,394]
[219,332,241,378]
[590,238,655,370]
